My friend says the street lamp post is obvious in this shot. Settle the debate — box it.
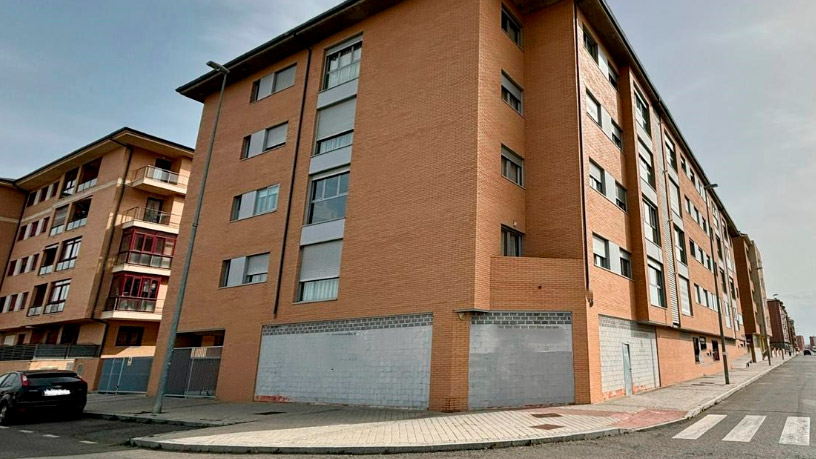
[705,183,729,384]
[152,61,229,415]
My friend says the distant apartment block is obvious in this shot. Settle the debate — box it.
[0,128,191,392]
[147,0,761,410]
[767,298,792,351]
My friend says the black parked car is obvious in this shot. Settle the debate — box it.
[0,370,87,425]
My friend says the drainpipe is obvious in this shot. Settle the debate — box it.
[273,41,312,318]
[572,0,590,293]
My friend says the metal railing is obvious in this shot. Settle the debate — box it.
[116,251,172,269]
[133,166,187,187]
[44,301,66,314]
[105,296,157,313]
[0,344,100,361]
[121,206,180,228]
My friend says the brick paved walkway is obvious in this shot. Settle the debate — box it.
[111,354,793,453]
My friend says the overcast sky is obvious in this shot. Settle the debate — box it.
[0,1,812,338]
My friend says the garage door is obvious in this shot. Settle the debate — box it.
[255,313,432,409]
[468,311,574,409]
[599,315,659,398]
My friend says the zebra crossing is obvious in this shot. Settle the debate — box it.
[673,414,811,446]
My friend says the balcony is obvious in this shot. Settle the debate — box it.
[131,166,187,195]
[99,296,161,321]
[0,344,100,362]
[113,250,172,276]
[121,207,180,234]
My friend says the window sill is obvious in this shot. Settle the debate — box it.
[241,144,285,161]
[589,186,628,214]
[501,175,525,189]
[501,100,524,118]
[592,264,633,281]
[250,85,294,104]
[293,298,338,305]
[303,216,346,228]
[218,280,267,290]
[231,209,278,223]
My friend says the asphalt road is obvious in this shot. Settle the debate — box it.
[1,355,813,458]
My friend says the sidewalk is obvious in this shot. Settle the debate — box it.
[104,355,791,454]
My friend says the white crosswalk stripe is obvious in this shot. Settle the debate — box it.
[779,417,810,446]
[723,415,766,442]
[673,414,727,440]
[674,414,812,446]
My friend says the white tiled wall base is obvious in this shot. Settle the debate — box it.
[255,314,432,409]
[468,311,574,409]
[599,315,660,395]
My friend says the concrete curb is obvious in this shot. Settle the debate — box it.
[84,411,237,428]
[128,359,789,455]
[131,428,622,455]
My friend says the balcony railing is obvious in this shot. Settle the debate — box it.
[121,206,180,228]
[38,265,54,276]
[133,166,187,187]
[105,296,157,313]
[66,217,88,231]
[0,344,100,362]
[27,306,44,317]
[44,301,66,314]
[116,251,172,270]
[76,177,98,193]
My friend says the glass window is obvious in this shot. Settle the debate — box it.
[115,326,144,347]
[307,171,349,224]
[647,259,665,307]
[254,185,279,215]
[501,226,523,257]
[50,205,69,236]
[642,199,660,246]
[608,66,619,89]
[611,121,622,148]
[586,91,601,124]
[589,161,605,194]
[638,143,655,187]
[679,276,692,316]
[501,73,523,114]
[583,26,598,61]
[634,88,650,134]
[592,235,609,269]
[244,253,270,284]
[501,8,522,46]
[615,183,628,211]
[620,250,632,278]
[501,146,524,186]
[316,131,353,155]
[324,40,362,90]
[665,137,677,170]
[252,65,297,102]
[298,240,343,302]
[674,226,687,264]
[56,237,81,271]
[263,123,288,151]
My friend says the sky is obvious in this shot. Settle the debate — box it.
[0,1,813,338]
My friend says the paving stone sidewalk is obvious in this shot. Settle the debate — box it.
[97,354,793,454]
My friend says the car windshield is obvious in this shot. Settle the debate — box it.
[25,373,81,387]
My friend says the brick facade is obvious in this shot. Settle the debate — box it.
[147,0,766,410]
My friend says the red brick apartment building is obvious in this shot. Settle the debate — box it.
[147,0,760,410]
[768,298,792,351]
[0,128,192,393]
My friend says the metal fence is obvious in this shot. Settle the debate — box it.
[0,344,100,362]
[166,346,222,398]
[97,357,153,394]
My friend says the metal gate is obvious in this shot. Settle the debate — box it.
[98,357,153,394]
[167,346,222,398]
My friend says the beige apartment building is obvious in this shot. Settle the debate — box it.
[147,0,759,410]
[0,128,192,392]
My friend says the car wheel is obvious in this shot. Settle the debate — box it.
[0,403,12,426]
[68,404,85,420]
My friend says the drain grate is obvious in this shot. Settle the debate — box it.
[532,424,563,430]
[532,413,562,418]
